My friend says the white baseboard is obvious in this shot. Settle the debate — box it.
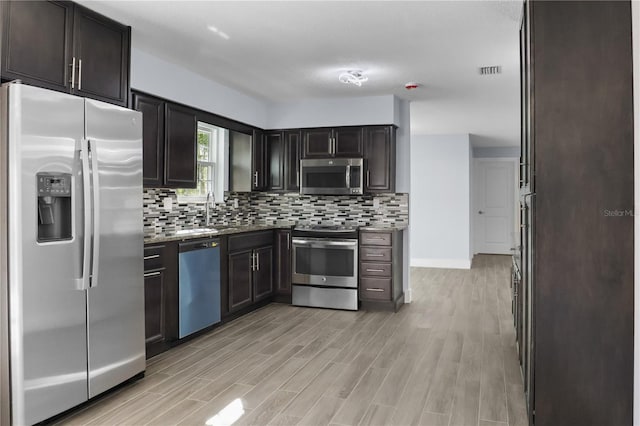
[410,258,472,269]
[404,288,412,303]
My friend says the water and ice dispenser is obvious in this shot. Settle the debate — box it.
[37,173,72,242]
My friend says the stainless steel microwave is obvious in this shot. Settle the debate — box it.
[300,158,363,195]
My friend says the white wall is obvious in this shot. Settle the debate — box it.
[131,48,269,128]
[266,95,396,129]
[473,146,520,158]
[410,134,472,269]
[393,97,411,299]
[131,48,401,134]
[394,97,411,193]
[632,1,639,424]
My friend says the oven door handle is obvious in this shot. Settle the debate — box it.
[292,238,358,247]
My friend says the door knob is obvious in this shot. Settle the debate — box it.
[478,211,484,214]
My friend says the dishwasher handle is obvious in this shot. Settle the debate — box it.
[179,239,219,253]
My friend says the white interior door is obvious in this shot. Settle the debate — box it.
[475,160,516,254]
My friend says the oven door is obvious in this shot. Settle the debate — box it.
[292,237,358,288]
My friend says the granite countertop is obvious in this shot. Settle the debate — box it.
[144,221,408,244]
[144,221,296,244]
[359,223,408,231]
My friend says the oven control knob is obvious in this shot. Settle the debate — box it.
[322,277,327,282]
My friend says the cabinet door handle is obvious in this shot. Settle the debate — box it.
[366,269,385,273]
[70,57,76,89]
[78,59,83,90]
[144,254,160,260]
[366,253,385,257]
[254,171,258,187]
[287,235,290,250]
[256,252,260,271]
[365,288,385,292]
[367,237,386,241]
[144,271,161,278]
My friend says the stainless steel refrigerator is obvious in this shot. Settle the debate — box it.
[0,83,145,425]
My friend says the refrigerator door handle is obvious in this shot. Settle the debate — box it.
[89,139,101,287]
[78,138,92,291]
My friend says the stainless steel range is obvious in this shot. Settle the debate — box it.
[291,224,358,310]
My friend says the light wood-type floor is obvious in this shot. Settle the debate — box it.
[57,254,528,426]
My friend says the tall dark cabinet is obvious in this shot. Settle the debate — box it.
[517,2,634,425]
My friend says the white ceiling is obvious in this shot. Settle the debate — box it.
[79,0,522,147]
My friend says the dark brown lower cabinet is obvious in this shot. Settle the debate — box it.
[274,230,292,303]
[228,250,253,312]
[253,246,273,302]
[359,230,404,312]
[143,243,178,358]
[144,271,165,346]
[227,231,274,314]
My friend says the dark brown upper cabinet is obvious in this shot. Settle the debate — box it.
[302,127,363,159]
[164,103,197,188]
[252,129,267,191]
[364,126,396,193]
[285,131,301,191]
[1,1,73,93]
[0,1,130,107]
[133,91,198,189]
[71,5,130,106]
[266,130,301,192]
[133,92,165,187]
[333,127,364,157]
[266,131,285,191]
[302,128,333,158]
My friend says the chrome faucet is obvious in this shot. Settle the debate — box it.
[205,192,212,226]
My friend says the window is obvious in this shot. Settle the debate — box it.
[177,122,227,201]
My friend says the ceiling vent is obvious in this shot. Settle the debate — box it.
[479,65,502,75]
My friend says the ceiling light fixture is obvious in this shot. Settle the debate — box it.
[339,70,368,86]
[207,25,230,40]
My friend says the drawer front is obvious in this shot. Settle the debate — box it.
[360,232,392,246]
[360,262,392,278]
[144,245,165,271]
[360,278,391,301]
[360,247,392,262]
[229,230,273,252]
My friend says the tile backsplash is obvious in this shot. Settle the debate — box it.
[143,189,408,238]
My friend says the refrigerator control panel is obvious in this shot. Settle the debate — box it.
[36,172,72,242]
[38,173,71,197]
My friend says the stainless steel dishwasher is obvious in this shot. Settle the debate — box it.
[178,238,221,338]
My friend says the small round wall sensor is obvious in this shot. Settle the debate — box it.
[405,82,419,90]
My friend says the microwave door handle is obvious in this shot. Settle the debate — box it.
[345,165,350,189]
[77,138,91,291]
[89,139,101,288]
